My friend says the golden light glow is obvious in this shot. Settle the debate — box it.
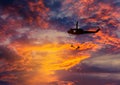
[1,0,119,84]
[9,42,93,84]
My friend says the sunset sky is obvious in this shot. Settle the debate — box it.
[0,0,120,85]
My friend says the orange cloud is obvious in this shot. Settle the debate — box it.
[8,42,93,84]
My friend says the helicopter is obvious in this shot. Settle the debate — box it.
[67,21,100,35]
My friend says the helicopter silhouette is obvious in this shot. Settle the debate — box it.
[71,44,80,50]
[67,21,100,35]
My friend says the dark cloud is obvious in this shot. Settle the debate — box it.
[44,0,62,11]
[0,46,21,62]
[81,54,120,72]
[113,2,120,7]
[0,81,10,85]
[57,70,120,85]
[95,0,113,3]
[0,0,14,6]
[0,0,49,27]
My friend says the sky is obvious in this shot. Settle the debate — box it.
[0,0,120,85]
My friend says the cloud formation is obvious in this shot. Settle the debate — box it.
[81,53,120,72]
[0,0,119,85]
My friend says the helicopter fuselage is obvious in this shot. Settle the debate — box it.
[67,28,100,35]
[68,29,84,34]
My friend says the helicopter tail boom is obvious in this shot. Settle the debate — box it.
[83,28,100,33]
